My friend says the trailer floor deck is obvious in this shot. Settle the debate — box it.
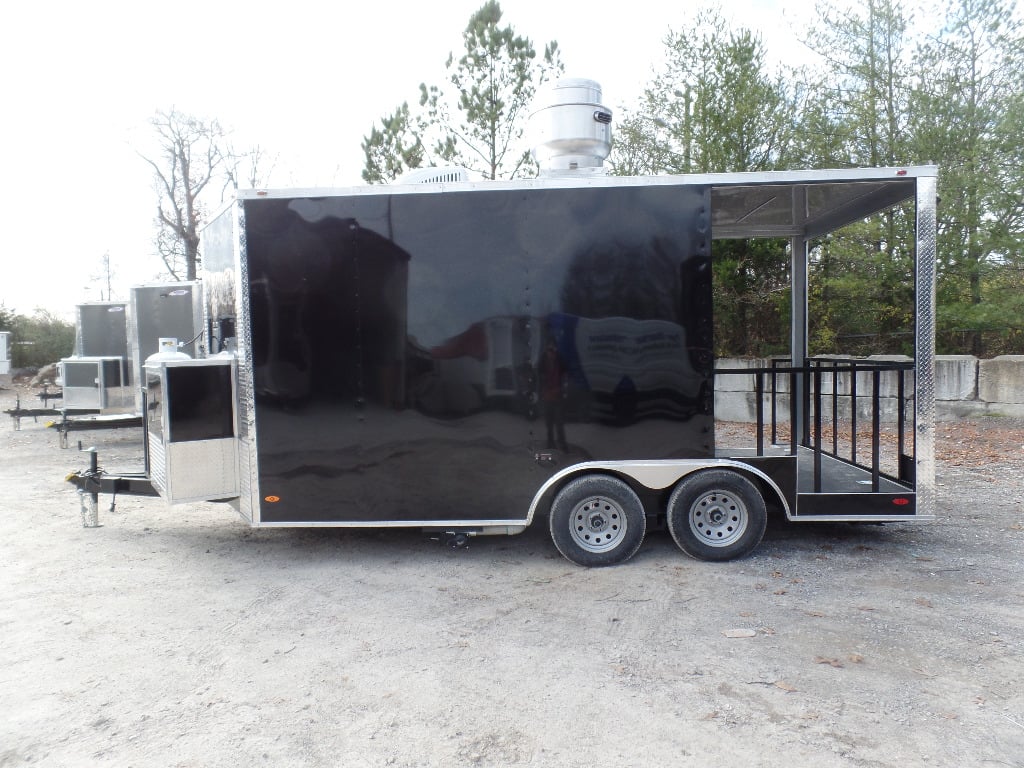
[721,445,910,494]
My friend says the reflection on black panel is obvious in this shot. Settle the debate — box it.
[101,358,124,387]
[245,208,408,408]
[242,185,713,523]
[146,372,163,439]
[167,366,234,443]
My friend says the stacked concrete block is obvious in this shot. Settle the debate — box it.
[714,358,793,423]
[934,356,978,401]
[978,356,1024,404]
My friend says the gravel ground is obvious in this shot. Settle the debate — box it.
[1,382,1022,768]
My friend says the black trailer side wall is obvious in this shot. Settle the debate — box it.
[228,183,712,524]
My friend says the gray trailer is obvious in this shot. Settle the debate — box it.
[128,282,204,408]
[58,301,132,414]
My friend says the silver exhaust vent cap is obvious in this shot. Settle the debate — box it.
[529,78,613,176]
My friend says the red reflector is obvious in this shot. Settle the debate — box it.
[896,169,908,176]
[893,497,910,506]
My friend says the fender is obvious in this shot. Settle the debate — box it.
[528,459,792,523]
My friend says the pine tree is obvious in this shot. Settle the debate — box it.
[361,1,562,182]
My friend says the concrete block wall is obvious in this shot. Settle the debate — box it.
[714,355,1024,422]
[941,355,1024,419]
[978,356,1024,404]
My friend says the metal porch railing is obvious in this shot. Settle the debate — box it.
[715,359,916,493]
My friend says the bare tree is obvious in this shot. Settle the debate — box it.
[140,108,225,281]
[222,143,277,194]
[88,251,116,301]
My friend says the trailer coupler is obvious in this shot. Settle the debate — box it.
[65,445,157,528]
[5,394,62,430]
[48,413,144,449]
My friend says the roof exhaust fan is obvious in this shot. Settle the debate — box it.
[529,78,613,177]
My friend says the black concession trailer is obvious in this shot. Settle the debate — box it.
[71,165,938,566]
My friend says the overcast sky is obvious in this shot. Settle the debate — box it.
[0,0,816,319]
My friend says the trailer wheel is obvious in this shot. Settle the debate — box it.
[667,470,767,562]
[549,475,646,567]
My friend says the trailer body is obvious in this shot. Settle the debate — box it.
[75,301,130,360]
[119,167,937,564]
[237,183,704,527]
[57,302,132,414]
[129,282,204,407]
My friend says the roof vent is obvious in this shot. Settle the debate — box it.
[529,78,613,177]
[396,166,472,185]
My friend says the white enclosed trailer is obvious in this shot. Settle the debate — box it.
[0,330,11,377]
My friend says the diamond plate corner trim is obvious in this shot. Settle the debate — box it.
[915,174,937,517]
[233,199,260,524]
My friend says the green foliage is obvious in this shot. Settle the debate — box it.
[613,9,795,356]
[909,0,1024,354]
[0,304,15,333]
[361,1,562,182]
[791,0,1024,356]
[807,210,917,356]
[4,309,75,369]
[792,1,920,357]
[355,0,1024,357]
[611,8,794,175]
[362,103,426,184]
[609,0,1024,357]
[802,0,914,167]
[712,239,792,357]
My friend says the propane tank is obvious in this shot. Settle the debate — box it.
[144,337,191,366]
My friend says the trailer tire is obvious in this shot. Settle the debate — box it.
[667,470,767,562]
[549,475,646,567]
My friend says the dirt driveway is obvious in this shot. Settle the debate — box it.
[1,383,1022,768]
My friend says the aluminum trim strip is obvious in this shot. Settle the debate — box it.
[793,491,915,496]
[253,520,532,529]
[915,174,937,522]
[235,166,938,200]
[786,515,933,523]
[233,200,260,524]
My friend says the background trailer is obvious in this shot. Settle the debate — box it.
[129,282,203,408]
[0,330,10,377]
[58,301,132,414]
[72,166,937,567]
